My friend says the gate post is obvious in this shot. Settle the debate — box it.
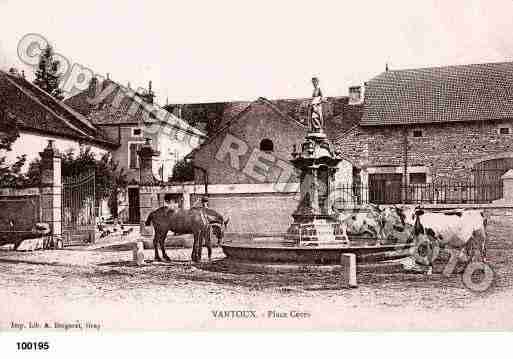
[494,169,513,204]
[39,140,62,245]
[138,139,160,236]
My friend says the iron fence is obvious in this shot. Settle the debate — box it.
[332,181,503,208]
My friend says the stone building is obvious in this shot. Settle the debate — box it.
[335,61,513,203]
[65,78,206,222]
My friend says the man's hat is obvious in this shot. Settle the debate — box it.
[164,193,174,202]
[201,196,209,203]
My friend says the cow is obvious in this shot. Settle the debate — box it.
[333,204,386,243]
[393,205,487,274]
[379,206,416,244]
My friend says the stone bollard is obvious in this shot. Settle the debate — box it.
[340,253,357,288]
[133,241,145,266]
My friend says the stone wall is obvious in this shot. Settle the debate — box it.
[203,192,299,234]
[0,188,41,231]
[335,120,513,182]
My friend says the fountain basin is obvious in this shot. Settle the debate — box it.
[221,237,413,264]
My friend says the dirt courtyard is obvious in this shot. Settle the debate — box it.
[1,216,513,330]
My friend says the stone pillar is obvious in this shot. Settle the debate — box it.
[139,186,159,236]
[182,191,191,209]
[138,138,161,236]
[137,138,160,186]
[39,140,62,243]
[360,169,369,204]
[494,169,513,204]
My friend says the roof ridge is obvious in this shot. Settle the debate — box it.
[2,70,98,132]
[1,71,95,140]
[256,97,307,128]
[384,60,513,74]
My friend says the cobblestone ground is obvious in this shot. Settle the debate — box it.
[1,219,513,330]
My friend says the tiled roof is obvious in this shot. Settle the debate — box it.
[362,61,513,126]
[65,80,205,138]
[0,71,118,148]
[184,96,362,159]
[167,96,361,137]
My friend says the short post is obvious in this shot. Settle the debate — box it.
[340,253,357,288]
[132,240,145,266]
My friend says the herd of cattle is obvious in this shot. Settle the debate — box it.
[335,205,488,274]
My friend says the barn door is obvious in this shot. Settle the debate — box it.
[369,173,403,204]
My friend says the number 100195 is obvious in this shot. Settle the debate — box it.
[16,342,49,350]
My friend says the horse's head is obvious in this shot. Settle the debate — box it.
[211,218,229,244]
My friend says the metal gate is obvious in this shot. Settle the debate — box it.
[62,170,96,246]
[472,158,509,202]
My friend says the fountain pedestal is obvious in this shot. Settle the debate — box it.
[285,131,347,246]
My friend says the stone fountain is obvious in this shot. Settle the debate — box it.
[221,78,412,264]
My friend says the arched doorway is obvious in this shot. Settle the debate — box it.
[472,158,513,201]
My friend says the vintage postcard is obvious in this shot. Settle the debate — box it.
[1,0,513,349]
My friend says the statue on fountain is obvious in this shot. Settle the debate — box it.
[309,77,324,133]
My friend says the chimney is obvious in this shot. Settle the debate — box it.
[348,85,363,105]
[144,80,155,104]
[88,77,98,99]
[173,105,182,118]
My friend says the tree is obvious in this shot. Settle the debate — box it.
[24,147,127,215]
[33,45,63,100]
[171,158,194,182]
[0,108,27,187]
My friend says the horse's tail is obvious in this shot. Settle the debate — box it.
[145,211,153,226]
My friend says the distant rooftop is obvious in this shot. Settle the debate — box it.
[362,61,513,126]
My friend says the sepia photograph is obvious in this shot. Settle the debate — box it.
[1,1,513,352]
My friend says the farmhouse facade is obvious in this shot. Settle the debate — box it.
[65,77,206,223]
[335,61,513,203]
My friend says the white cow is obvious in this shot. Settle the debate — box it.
[395,205,487,273]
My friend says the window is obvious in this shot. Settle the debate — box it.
[499,127,510,135]
[409,172,427,184]
[259,139,274,152]
[132,128,143,137]
[128,142,144,169]
[413,130,423,138]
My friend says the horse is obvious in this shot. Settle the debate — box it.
[145,207,228,262]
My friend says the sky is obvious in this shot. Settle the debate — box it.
[1,0,513,104]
